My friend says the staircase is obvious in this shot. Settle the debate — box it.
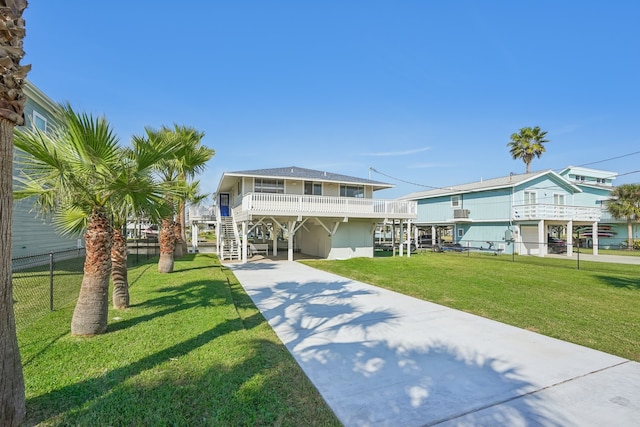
[220,217,241,260]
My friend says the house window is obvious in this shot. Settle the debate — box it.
[237,180,242,195]
[524,191,536,205]
[596,178,606,184]
[33,110,47,131]
[553,194,565,205]
[254,178,284,194]
[340,184,364,198]
[574,175,586,182]
[451,195,460,208]
[304,181,322,196]
[457,228,464,238]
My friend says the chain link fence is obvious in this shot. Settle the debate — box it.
[415,238,640,271]
[12,239,160,331]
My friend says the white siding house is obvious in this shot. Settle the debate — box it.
[215,166,417,262]
[12,81,78,258]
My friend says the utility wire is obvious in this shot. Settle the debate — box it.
[369,167,449,190]
[576,150,640,168]
[371,149,640,192]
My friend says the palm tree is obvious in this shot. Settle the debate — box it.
[108,143,173,308]
[135,128,180,273]
[168,125,213,257]
[606,183,640,250]
[14,104,167,334]
[0,0,30,424]
[141,125,213,272]
[507,126,549,173]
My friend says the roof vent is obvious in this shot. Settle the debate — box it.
[291,168,294,173]
[324,171,327,176]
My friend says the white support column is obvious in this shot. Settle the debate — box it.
[391,222,396,256]
[566,220,573,256]
[242,221,248,263]
[398,220,404,257]
[431,225,436,246]
[191,223,199,253]
[272,224,278,256]
[538,220,546,257]
[406,220,412,258]
[288,221,296,261]
[592,221,599,256]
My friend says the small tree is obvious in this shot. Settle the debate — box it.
[606,183,640,250]
[507,126,549,173]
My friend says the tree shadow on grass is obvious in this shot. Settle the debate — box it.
[24,319,240,426]
[23,273,340,426]
[236,269,573,426]
[594,274,640,290]
[108,278,230,333]
[26,338,339,426]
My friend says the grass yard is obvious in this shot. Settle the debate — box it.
[302,252,640,362]
[18,254,340,427]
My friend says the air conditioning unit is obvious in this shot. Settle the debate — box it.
[454,209,470,219]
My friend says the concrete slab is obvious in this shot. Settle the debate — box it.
[229,260,640,427]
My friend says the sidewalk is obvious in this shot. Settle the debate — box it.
[547,252,640,265]
[229,260,640,427]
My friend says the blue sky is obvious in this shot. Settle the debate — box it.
[23,1,640,200]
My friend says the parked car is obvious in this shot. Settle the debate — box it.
[548,236,567,254]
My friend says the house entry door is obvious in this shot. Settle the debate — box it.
[219,193,230,217]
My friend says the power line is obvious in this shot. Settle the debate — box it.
[576,150,640,168]
[369,167,448,190]
[371,149,640,192]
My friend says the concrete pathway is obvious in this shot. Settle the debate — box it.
[229,261,640,427]
[547,252,640,265]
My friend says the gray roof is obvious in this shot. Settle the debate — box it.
[227,166,392,187]
[400,169,581,200]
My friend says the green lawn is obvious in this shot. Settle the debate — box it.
[18,254,340,427]
[302,252,640,362]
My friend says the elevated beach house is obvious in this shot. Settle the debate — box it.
[401,167,617,256]
[215,166,417,262]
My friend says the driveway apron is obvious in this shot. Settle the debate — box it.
[229,261,640,427]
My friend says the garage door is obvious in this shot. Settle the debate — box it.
[521,226,539,255]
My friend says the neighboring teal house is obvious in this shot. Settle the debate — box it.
[400,167,619,257]
[557,166,628,249]
[12,81,78,258]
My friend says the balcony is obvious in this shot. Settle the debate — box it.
[233,192,417,221]
[512,204,601,222]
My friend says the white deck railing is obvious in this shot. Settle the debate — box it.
[512,204,601,221]
[235,193,417,219]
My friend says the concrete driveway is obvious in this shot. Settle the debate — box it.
[229,260,640,426]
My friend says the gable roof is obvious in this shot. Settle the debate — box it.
[217,166,393,193]
[400,169,581,200]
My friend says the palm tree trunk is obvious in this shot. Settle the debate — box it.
[174,220,184,258]
[111,228,129,309]
[627,219,633,251]
[71,210,113,335]
[0,118,26,426]
[0,0,29,422]
[179,201,188,255]
[158,218,175,273]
